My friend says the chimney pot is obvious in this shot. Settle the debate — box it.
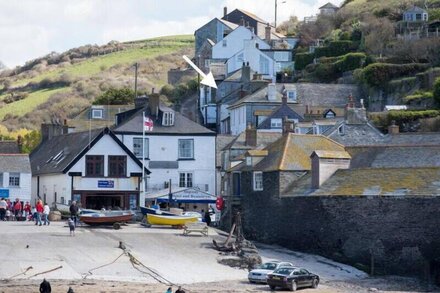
[265,23,271,42]
[223,6,227,17]
[388,120,400,135]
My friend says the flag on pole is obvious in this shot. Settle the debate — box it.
[144,116,154,132]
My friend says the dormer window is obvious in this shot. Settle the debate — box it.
[287,90,297,102]
[163,112,174,126]
[270,118,282,128]
[92,109,103,119]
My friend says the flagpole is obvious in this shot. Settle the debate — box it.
[142,111,146,207]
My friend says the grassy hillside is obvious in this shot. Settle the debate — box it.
[0,35,194,135]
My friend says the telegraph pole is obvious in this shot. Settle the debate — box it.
[134,62,138,99]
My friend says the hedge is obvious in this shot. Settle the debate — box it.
[361,63,430,88]
[434,77,440,104]
[388,110,440,123]
[335,53,367,72]
[314,41,358,58]
[295,53,315,71]
[403,91,434,104]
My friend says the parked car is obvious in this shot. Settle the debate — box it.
[248,261,294,283]
[266,267,319,291]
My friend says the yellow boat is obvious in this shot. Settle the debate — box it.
[147,213,198,226]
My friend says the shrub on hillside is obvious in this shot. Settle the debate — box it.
[434,77,440,105]
[312,63,339,82]
[314,41,357,58]
[361,63,430,88]
[294,53,315,70]
[93,88,135,105]
[404,91,434,104]
[335,53,367,72]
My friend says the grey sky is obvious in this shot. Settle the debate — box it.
[0,0,342,67]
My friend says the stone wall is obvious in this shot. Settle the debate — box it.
[241,194,440,280]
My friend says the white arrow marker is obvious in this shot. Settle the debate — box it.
[183,55,217,89]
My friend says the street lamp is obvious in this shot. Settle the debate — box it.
[275,0,287,28]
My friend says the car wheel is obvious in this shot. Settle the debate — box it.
[312,278,319,288]
[289,280,297,291]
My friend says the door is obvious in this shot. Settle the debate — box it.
[232,172,241,196]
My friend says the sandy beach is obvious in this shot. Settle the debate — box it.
[0,221,435,292]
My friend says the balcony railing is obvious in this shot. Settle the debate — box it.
[145,184,210,193]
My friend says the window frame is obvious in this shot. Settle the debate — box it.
[253,171,263,191]
[179,172,194,188]
[108,155,127,178]
[287,90,297,102]
[91,109,103,119]
[178,139,194,160]
[85,155,104,177]
[8,172,20,187]
[133,137,149,159]
[163,112,175,126]
[270,118,282,128]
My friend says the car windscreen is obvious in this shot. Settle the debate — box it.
[273,267,294,275]
[260,263,278,270]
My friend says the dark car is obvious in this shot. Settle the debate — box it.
[266,267,319,291]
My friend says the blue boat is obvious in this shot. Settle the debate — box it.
[140,206,176,216]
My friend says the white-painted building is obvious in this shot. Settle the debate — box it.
[30,127,148,209]
[0,154,32,202]
[113,96,217,206]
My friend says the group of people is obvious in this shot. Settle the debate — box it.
[0,197,51,225]
[166,286,186,293]
[0,198,32,221]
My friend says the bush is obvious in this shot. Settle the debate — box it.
[313,63,339,82]
[335,53,367,72]
[294,53,315,70]
[314,41,358,58]
[361,63,430,88]
[160,84,174,97]
[388,110,440,123]
[93,88,135,105]
[434,77,440,104]
[404,91,434,104]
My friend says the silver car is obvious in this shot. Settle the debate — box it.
[248,261,294,283]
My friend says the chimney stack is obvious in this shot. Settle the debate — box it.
[245,123,257,147]
[241,62,251,83]
[311,151,351,189]
[240,16,245,26]
[265,23,271,42]
[267,83,277,101]
[41,123,67,142]
[283,116,295,134]
[149,94,160,117]
[223,6,227,17]
[281,92,287,105]
[388,120,400,135]
[17,135,23,153]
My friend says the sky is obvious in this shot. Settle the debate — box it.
[0,0,343,68]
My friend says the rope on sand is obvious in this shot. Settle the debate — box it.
[26,265,63,279]
[82,252,125,279]
[7,266,33,279]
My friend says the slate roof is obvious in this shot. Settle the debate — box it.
[236,133,346,172]
[384,132,440,146]
[217,18,239,30]
[0,154,31,173]
[319,2,339,9]
[229,83,358,108]
[326,121,386,146]
[347,146,440,169]
[405,6,428,14]
[69,105,134,132]
[231,9,269,25]
[113,107,215,135]
[312,167,440,196]
[216,134,235,167]
[258,103,304,129]
[30,128,149,176]
[0,141,20,154]
[223,131,282,151]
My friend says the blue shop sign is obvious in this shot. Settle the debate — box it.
[0,189,9,198]
[98,180,114,188]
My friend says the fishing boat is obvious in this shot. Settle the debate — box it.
[80,211,134,226]
[140,206,176,216]
[147,213,198,226]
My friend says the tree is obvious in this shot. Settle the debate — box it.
[362,15,395,57]
[93,88,135,105]
[277,16,299,36]
[297,15,335,47]
[21,130,41,153]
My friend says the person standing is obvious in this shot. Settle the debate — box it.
[24,201,32,219]
[68,217,75,236]
[0,198,6,221]
[69,201,79,227]
[175,286,185,293]
[36,200,44,226]
[43,203,50,225]
[39,278,51,293]
[14,198,22,220]
[204,210,211,227]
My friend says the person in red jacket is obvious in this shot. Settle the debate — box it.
[24,201,32,220]
[35,200,44,226]
[13,198,22,219]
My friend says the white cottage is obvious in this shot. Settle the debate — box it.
[0,154,32,202]
[113,95,217,206]
[30,127,149,209]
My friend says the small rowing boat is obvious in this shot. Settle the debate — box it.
[147,213,198,226]
[80,211,134,225]
[140,206,176,216]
